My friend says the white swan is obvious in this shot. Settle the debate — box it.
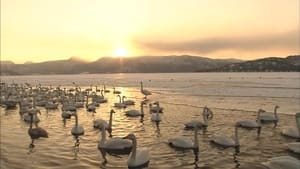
[140,81,151,99]
[260,105,279,127]
[287,142,300,154]
[149,101,163,113]
[184,106,212,129]
[236,109,265,137]
[262,156,300,169]
[151,108,161,122]
[281,112,300,139]
[122,96,135,105]
[123,133,150,168]
[125,101,144,117]
[114,95,126,108]
[168,125,199,149]
[211,122,240,150]
[28,112,48,148]
[61,110,73,119]
[86,96,96,113]
[113,87,121,94]
[23,108,41,123]
[71,113,84,136]
[98,124,133,163]
[93,109,115,134]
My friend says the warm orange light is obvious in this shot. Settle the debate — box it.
[113,47,128,57]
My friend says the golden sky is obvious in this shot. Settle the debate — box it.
[1,0,299,63]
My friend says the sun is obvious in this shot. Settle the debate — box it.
[113,47,128,57]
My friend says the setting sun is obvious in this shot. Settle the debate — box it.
[113,47,128,57]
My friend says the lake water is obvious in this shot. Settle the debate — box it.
[0,72,299,169]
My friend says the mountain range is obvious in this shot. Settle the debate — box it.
[1,55,299,75]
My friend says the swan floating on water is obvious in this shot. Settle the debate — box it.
[184,106,213,130]
[28,112,48,148]
[114,95,127,108]
[71,112,84,136]
[211,122,240,151]
[93,109,115,135]
[236,109,264,137]
[123,133,150,168]
[260,105,279,127]
[149,101,163,113]
[125,101,144,117]
[168,125,199,150]
[262,156,300,169]
[98,124,133,163]
[281,112,300,139]
[140,81,151,99]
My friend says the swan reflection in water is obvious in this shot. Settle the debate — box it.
[73,136,80,160]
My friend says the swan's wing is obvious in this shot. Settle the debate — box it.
[237,120,259,128]
[262,156,300,169]
[287,142,300,153]
[184,120,204,127]
[281,127,299,138]
[104,138,133,149]
[125,110,141,116]
[211,134,235,147]
[168,136,193,148]
[260,114,276,121]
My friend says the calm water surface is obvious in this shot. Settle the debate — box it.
[0,72,299,169]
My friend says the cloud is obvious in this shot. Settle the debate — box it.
[134,30,299,54]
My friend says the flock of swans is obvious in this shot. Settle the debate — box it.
[0,81,299,169]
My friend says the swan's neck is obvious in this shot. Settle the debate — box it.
[194,127,199,148]
[101,90,104,97]
[75,115,78,127]
[118,95,121,103]
[29,114,33,129]
[140,82,143,91]
[122,97,125,103]
[274,107,278,119]
[202,112,208,125]
[130,137,137,161]
[86,96,89,105]
[140,105,144,115]
[108,112,113,129]
[256,111,261,125]
[100,128,106,145]
[234,126,239,146]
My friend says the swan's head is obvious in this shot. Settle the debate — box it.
[122,96,126,99]
[275,105,280,109]
[296,112,300,118]
[258,109,266,113]
[123,133,136,140]
[98,123,106,130]
[110,109,116,114]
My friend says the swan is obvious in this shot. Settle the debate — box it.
[86,96,97,113]
[281,112,300,139]
[168,125,199,150]
[103,84,110,93]
[125,101,144,117]
[287,142,300,154]
[184,106,212,129]
[151,108,161,122]
[123,133,150,168]
[122,96,135,105]
[140,81,151,99]
[260,105,279,127]
[114,95,127,108]
[236,109,265,137]
[98,124,133,163]
[71,112,84,136]
[23,108,41,123]
[113,87,121,94]
[149,101,163,113]
[61,110,73,119]
[262,156,300,169]
[210,122,240,150]
[28,112,48,148]
[93,109,115,134]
